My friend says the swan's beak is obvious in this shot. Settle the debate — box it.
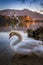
[9,34,11,39]
[9,36,10,39]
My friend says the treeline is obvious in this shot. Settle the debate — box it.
[0,15,43,27]
[0,15,18,27]
[35,20,43,22]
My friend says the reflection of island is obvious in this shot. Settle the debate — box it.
[0,15,43,32]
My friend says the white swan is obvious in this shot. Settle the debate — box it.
[9,30,42,55]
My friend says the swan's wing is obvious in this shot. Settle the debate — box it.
[15,40,42,51]
[32,45,43,56]
[14,41,32,55]
[24,37,34,40]
[15,40,42,55]
[24,40,42,45]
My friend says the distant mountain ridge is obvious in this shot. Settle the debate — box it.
[0,9,43,20]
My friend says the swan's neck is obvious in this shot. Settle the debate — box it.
[10,31,24,51]
[11,31,23,46]
[15,32,23,41]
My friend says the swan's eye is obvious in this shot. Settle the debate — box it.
[9,32,15,39]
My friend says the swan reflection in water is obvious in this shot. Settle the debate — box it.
[9,30,43,57]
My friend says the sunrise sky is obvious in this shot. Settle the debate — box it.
[0,0,43,14]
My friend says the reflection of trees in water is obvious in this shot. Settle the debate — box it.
[0,15,10,27]
[0,15,19,28]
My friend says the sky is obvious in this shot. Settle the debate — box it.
[0,0,43,14]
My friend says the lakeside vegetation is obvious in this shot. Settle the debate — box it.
[27,27,43,41]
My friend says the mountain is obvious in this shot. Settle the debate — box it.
[0,9,43,20]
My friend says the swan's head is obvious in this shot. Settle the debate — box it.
[9,30,20,39]
[9,31,15,39]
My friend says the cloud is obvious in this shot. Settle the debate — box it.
[29,0,37,5]
[15,0,26,4]
[19,0,26,4]
[40,2,43,8]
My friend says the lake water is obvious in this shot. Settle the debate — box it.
[0,32,16,65]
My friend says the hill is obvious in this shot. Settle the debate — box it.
[0,9,43,20]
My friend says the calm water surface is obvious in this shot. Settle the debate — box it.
[0,32,15,65]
